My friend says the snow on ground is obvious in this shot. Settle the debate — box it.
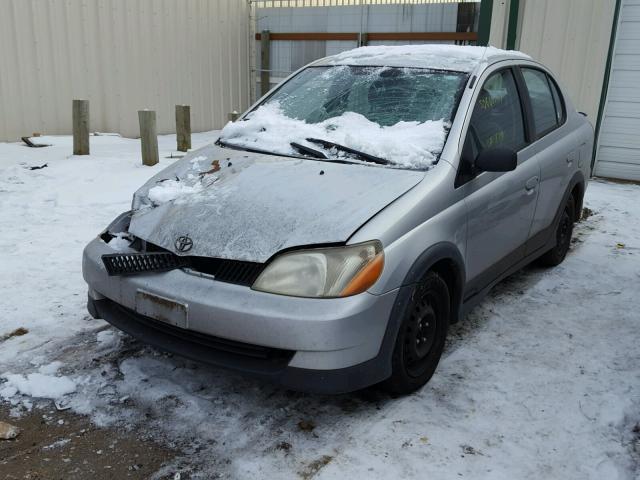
[1,133,639,479]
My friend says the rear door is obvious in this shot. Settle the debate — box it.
[459,67,540,296]
[517,67,580,254]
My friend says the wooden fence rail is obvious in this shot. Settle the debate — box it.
[254,31,478,41]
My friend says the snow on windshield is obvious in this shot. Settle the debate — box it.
[219,103,449,169]
[220,65,464,169]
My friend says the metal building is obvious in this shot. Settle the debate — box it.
[0,0,250,142]
[484,0,640,181]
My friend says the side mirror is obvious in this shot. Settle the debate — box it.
[475,147,517,172]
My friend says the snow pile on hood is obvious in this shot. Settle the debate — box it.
[147,177,206,205]
[324,44,531,72]
[219,103,448,169]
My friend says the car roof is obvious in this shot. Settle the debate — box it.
[313,44,532,73]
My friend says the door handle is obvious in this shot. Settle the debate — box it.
[525,176,539,191]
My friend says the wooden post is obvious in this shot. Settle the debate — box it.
[260,30,271,97]
[175,104,191,152]
[72,99,90,155]
[138,110,159,166]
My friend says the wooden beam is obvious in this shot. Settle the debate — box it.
[260,30,271,97]
[367,32,478,41]
[72,99,90,155]
[256,32,358,41]
[254,32,477,42]
[138,110,159,167]
[175,104,191,152]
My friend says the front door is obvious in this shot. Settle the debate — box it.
[460,67,540,296]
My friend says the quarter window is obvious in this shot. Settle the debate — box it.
[521,68,563,137]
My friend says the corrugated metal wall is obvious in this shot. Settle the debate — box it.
[516,0,616,122]
[0,0,250,142]
[255,2,463,93]
[595,0,640,181]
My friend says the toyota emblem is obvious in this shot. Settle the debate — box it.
[175,235,193,253]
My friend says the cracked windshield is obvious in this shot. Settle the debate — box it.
[220,66,467,169]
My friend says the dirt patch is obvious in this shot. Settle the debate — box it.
[581,207,594,221]
[1,328,29,342]
[0,403,177,479]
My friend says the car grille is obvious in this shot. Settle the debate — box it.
[102,252,188,276]
[102,242,265,286]
[188,257,265,285]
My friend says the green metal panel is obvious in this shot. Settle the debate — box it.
[478,0,493,46]
[506,0,520,50]
[591,0,623,173]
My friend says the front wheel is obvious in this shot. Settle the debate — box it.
[539,194,575,267]
[383,271,450,395]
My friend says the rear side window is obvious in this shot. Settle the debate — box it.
[521,68,564,137]
[549,78,565,124]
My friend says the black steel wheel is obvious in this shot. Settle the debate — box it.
[383,271,450,394]
[539,194,575,267]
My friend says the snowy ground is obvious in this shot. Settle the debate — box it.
[0,133,639,479]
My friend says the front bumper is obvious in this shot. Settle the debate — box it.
[83,237,400,393]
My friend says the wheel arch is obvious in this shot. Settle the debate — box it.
[569,175,586,222]
[400,242,466,325]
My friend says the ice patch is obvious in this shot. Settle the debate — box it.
[43,438,71,450]
[220,103,447,169]
[1,373,77,399]
[189,155,208,167]
[38,361,63,375]
[96,329,121,350]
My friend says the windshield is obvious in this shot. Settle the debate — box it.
[219,66,467,169]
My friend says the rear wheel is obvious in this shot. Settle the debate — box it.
[539,194,575,267]
[383,271,450,395]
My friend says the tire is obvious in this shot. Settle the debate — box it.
[383,271,450,395]
[539,194,575,267]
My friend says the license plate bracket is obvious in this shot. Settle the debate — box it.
[135,290,188,329]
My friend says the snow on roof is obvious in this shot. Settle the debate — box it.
[318,44,531,72]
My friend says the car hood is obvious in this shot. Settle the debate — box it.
[128,144,425,263]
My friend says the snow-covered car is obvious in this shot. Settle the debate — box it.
[83,45,593,394]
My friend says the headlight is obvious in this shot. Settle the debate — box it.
[252,241,384,298]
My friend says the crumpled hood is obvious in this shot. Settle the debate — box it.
[128,144,425,263]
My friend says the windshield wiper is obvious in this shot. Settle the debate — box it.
[306,138,394,166]
[290,142,328,159]
[217,138,354,164]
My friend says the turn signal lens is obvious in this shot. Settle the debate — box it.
[339,252,384,297]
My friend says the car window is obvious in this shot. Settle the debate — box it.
[521,68,560,137]
[549,77,565,124]
[221,65,469,170]
[464,68,526,161]
[265,66,466,126]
